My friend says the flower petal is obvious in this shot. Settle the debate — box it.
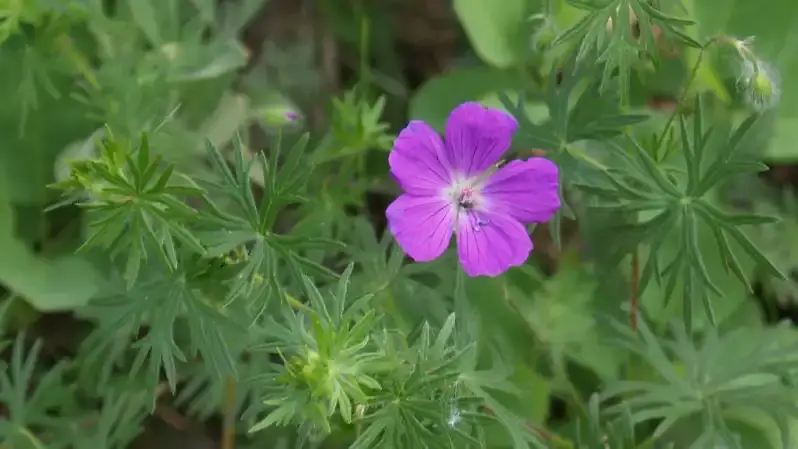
[444,102,518,177]
[387,194,454,262]
[456,211,532,277]
[389,120,452,194]
[482,158,560,223]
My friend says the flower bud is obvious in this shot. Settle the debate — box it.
[253,103,303,128]
[727,36,756,60]
[752,68,775,99]
[737,59,780,111]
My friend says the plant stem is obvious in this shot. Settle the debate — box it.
[655,36,725,160]
[630,248,639,332]
[221,376,236,449]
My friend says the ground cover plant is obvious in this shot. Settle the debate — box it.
[3,0,798,448]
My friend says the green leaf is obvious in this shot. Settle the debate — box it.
[681,0,731,103]
[461,274,535,356]
[127,0,162,46]
[409,66,522,132]
[0,47,96,204]
[197,92,251,151]
[189,0,216,24]
[724,407,798,449]
[172,40,250,82]
[509,363,551,424]
[0,183,100,311]
[690,0,798,161]
[480,92,550,124]
[509,260,621,380]
[453,0,527,68]
[635,215,755,332]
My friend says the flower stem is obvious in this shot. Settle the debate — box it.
[654,36,725,160]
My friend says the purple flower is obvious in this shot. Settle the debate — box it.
[385,102,561,277]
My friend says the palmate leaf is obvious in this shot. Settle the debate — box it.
[499,52,648,250]
[353,313,546,449]
[602,315,798,449]
[196,135,343,310]
[745,188,798,307]
[552,0,701,102]
[78,257,243,404]
[246,264,383,440]
[66,392,149,449]
[174,352,268,423]
[571,394,643,449]
[0,335,72,448]
[172,306,271,424]
[49,131,206,289]
[576,96,784,331]
[500,52,649,154]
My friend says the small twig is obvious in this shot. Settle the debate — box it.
[155,404,190,430]
[154,380,191,430]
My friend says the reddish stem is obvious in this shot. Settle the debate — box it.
[630,248,639,332]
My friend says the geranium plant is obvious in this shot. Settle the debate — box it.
[1,0,798,448]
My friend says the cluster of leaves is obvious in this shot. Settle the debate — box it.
[5,0,798,449]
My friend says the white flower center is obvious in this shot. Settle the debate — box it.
[443,177,489,232]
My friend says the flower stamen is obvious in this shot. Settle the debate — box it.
[457,187,477,210]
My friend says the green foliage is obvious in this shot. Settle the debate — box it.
[454,0,528,68]
[3,0,798,449]
[577,97,783,330]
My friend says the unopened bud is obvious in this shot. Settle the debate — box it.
[256,104,302,128]
[737,59,780,111]
[752,69,775,98]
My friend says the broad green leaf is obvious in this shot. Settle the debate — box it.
[0,181,100,311]
[127,0,162,45]
[410,66,522,131]
[0,47,96,203]
[462,273,534,350]
[509,363,551,424]
[479,92,550,124]
[453,0,527,68]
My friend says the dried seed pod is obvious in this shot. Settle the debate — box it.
[605,6,676,56]
[605,6,662,42]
